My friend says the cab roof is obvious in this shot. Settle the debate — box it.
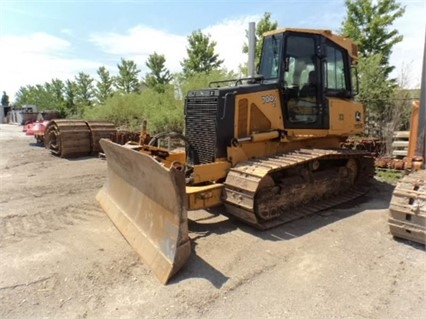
[263,28,358,60]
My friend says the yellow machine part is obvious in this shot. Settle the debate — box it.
[96,139,191,284]
[94,28,372,284]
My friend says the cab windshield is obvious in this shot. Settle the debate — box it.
[258,35,282,83]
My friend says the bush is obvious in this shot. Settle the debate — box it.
[84,69,237,133]
[84,87,183,133]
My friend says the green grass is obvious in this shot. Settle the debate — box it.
[375,168,405,185]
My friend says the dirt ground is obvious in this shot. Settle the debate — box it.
[0,123,425,319]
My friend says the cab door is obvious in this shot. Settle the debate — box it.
[281,33,329,130]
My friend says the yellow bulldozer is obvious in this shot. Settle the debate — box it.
[97,25,374,283]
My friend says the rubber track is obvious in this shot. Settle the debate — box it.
[223,148,374,229]
[389,169,426,244]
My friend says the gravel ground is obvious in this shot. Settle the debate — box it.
[0,123,425,319]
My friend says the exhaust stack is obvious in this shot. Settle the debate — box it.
[248,22,256,78]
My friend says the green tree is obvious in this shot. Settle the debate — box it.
[341,0,405,78]
[144,52,173,93]
[341,0,406,138]
[114,58,141,94]
[75,72,95,113]
[96,66,115,103]
[1,91,9,106]
[241,12,278,74]
[356,54,394,134]
[46,79,66,114]
[382,64,417,154]
[64,80,78,116]
[15,85,35,107]
[15,84,53,110]
[15,86,31,107]
[15,79,67,116]
[50,79,65,102]
[180,30,224,77]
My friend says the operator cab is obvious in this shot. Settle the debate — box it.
[258,29,356,130]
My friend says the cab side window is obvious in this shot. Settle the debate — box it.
[325,43,349,94]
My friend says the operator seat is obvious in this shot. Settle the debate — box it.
[299,71,317,98]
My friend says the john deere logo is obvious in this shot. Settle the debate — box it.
[355,111,361,122]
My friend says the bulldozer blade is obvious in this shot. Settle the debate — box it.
[97,139,191,284]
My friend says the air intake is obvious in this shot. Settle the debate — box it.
[185,92,218,164]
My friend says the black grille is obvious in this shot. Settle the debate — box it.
[185,95,218,164]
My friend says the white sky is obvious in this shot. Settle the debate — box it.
[0,0,424,102]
